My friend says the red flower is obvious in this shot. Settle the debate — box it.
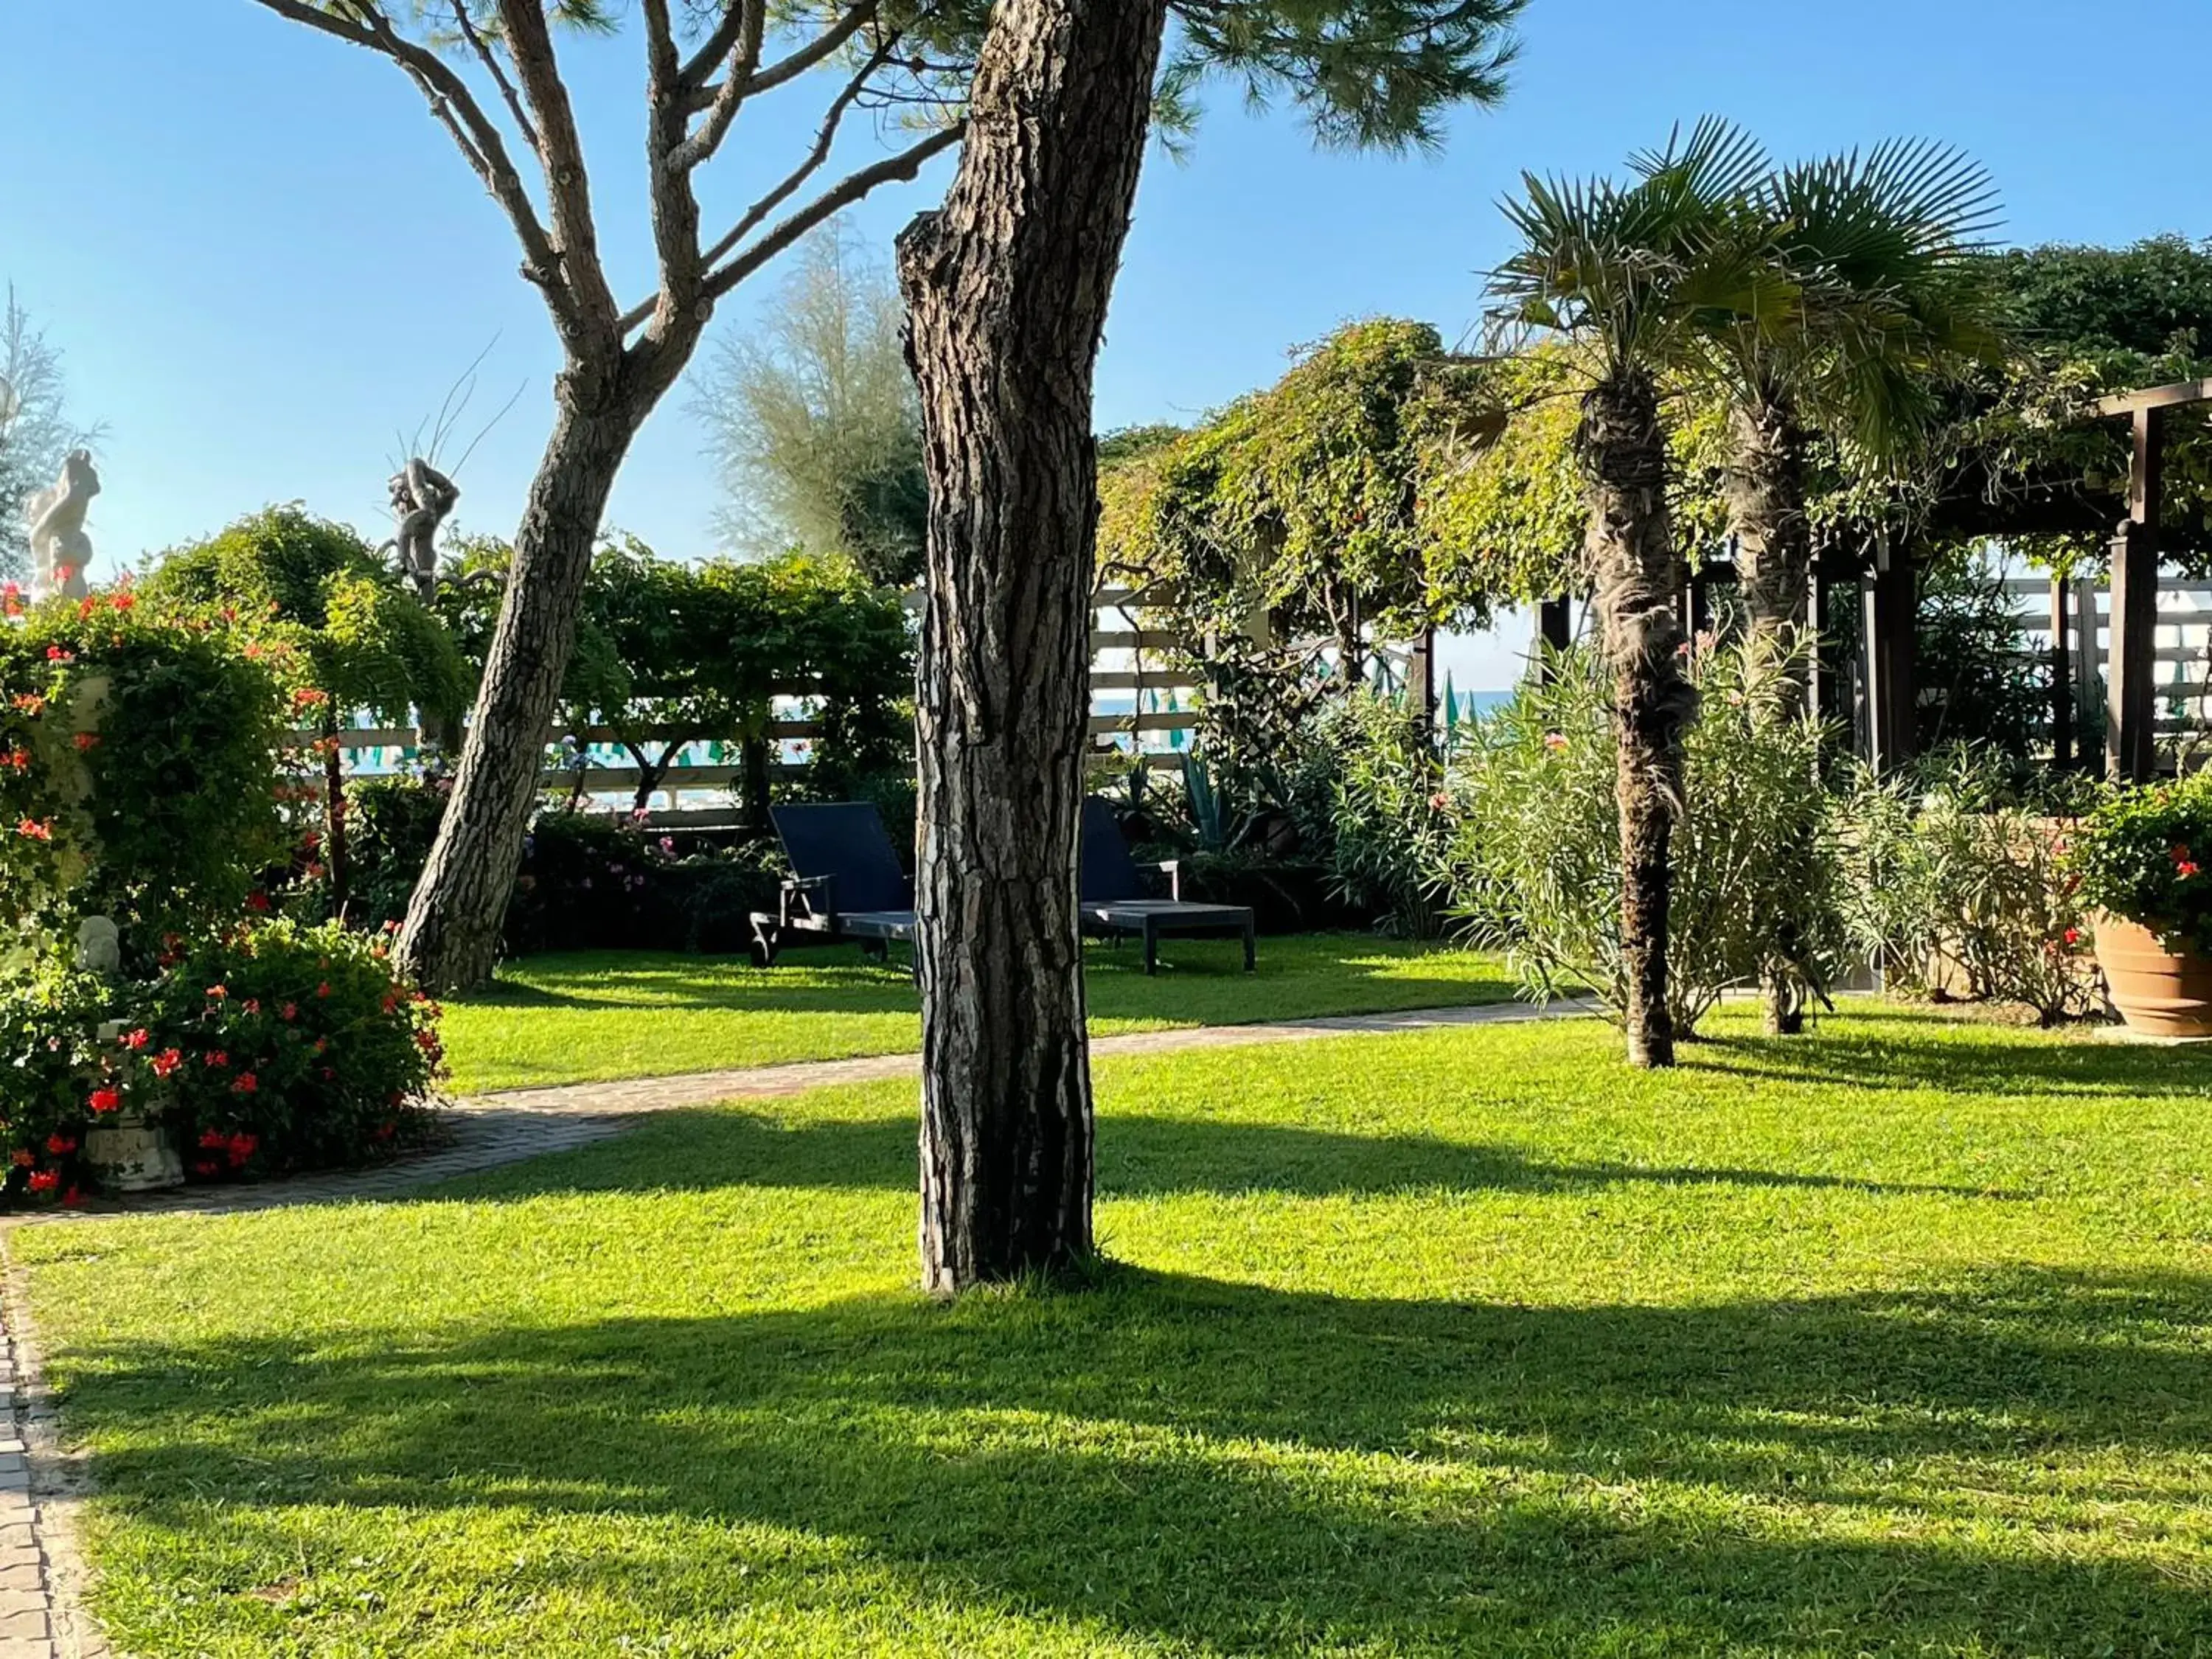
[10,1150,34,1169]
[280,1002,297,1022]
[88,1088,122,1114]
[111,591,135,612]
[242,998,261,1016]
[10,695,44,715]
[44,1135,76,1157]
[192,1158,222,1179]
[232,1073,258,1095]
[27,1172,58,1194]
[2062,927,2081,947]
[206,984,228,1001]
[226,1133,257,1166]
[72,731,100,753]
[121,1027,150,1051]
[15,819,52,841]
[316,981,332,998]
[292,686,330,709]
[198,1129,229,1150]
[204,1051,229,1068]
[2,750,27,772]
[150,1048,184,1079]
[44,646,72,663]
[246,892,271,914]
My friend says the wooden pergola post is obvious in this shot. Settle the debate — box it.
[1860,530,1918,773]
[1534,594,1572,683]
[2089,380,2212,780]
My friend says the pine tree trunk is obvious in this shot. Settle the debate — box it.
[1582,370,1694,1068]
[396,396,644,990]
[897,0,1168,1295]
[1725,396,1812,1034]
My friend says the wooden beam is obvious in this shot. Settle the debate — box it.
[2049,574,2073,770]
[2093,379,2212,418]
[1862,539,1917,774]
[2107,521,2160,780]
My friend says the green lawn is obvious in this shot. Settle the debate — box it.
[15,1008,2212,1656]
[439,933,1517,1093]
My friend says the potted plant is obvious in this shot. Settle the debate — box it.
[2069,772,2212,1037]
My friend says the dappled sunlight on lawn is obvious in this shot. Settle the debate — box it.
[18,1008,2212,1655]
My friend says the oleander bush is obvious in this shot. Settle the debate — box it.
[1431,642,1843,1037]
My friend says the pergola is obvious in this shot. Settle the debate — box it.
[1531,381,2212,781]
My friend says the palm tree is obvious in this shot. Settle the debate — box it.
[1705,141,2004,1031]
[1490,119,1795,1068]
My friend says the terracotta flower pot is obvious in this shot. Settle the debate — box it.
[2093,916,2212,1038]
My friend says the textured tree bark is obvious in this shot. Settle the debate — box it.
[897,0,1168,1294]
[1725,398,1811,713]
[1582,370,1694,1068]
[396,392,647,990]
[1724,395,1813,1034]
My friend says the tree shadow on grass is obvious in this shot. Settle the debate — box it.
[1689,1022,2212,1102]
[453,1108,2028,1202]
[57,1265,2212,1654]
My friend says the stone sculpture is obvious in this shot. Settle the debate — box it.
[25,448,98,602]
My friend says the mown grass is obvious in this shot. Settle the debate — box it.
[15,1006,2212,1657]
[439,933,1517,1093]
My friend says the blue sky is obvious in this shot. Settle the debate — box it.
[7,1,2210,685]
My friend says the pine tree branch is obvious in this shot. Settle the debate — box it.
[493,0,623,341]
[449,0,542,153]
[248,0,579,339]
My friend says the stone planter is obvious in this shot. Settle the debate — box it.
[85,1109,184,1192]
[2093,916,2212,1039]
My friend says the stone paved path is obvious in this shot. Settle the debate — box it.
[0,994,1585,1656]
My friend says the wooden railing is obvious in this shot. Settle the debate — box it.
[316,585,1209,807]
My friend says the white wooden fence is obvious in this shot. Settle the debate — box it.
[318,586,1210,809]
[1999,571,2212,743]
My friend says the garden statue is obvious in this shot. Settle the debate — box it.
[386,456,459,600]
[25,448,98,602]
[73,914,122,975]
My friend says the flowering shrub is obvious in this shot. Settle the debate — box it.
[2068,771,2212,956]
[0,961,115,1208]
[0,585,288,959]
[144,920,442,1178]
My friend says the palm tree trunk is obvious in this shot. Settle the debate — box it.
[1725,396,1813,1034]
[1582,369,1694,1068]
[1725,397,1812,712]
[898,0,1169,1294]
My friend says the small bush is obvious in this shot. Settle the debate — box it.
[1834,749,2100,1026]
[2068,768,2212,954]
[1301,689,1450,937]
[1432,642,1842,1036]
[144,920,442,1178]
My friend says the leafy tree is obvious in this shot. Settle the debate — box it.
[1488,118,1790,1069]
[249,0,1522,995]
[692,228,927,585]
[143,508,470,916]
[0,288,102,584]
[897,0,1524,1292]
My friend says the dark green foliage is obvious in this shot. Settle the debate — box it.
[2070,770,2212,953]
[1994,234,2212,360]
[1910,561,2052,765]
[143,507,471,727]
[0,591,289,958]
